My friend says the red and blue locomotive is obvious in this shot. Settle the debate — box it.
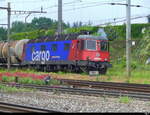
[22,32,111,74]
[0,30,111,74]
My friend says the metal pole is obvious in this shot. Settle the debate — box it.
[58,0,62,34]
[148,15,150,23]
[25,13,31,23]
[126,0,131,77]
[7,2,11,70]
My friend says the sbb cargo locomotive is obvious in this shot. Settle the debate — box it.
[0,33,111,74]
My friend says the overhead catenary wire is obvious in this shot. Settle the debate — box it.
[109,2,150,9]
[96,15,150,26]
[44,2,150,16]
[0,0,146,16]
[80,14,149,26]
[0,0,149,26]
[43,0,126,10]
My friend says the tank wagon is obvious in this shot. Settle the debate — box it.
[0,33,112,74]
[0,39,29,64]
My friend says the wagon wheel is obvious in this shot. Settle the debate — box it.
[80,66,88,73]
[68,65,74,73]
[99,67,107,74]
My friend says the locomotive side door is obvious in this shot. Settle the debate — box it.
[75,40,81,60]
[75,40,84,60]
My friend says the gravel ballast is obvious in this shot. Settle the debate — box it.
[0,91,150,112]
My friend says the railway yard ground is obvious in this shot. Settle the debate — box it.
[0,90,150,112]
[0,0,149,112]
[1,68,150,112]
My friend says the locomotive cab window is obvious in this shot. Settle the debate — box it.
[41,45,46,51]
[85,40,96,50]
[100,41,108,51]
[52,44,57,51]
[64,43,70,51]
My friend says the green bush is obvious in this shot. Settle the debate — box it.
[32,79,45,85]
[49,79,61,85]
[10,23,150,42]
[2,76,15,82]
[10,29,46,40]
[119,96,132,104]
[45,29,55,36]
[131,61,138,69]
[64,26,98,34]
[139,28,150,61]
[19,77,34,84]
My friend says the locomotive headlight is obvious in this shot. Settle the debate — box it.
[104,58,108,61]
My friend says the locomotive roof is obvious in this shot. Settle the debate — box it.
[77,35,108,40]
[28,33,108,44]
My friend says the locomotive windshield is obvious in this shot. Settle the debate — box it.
[100,41,108,51]
[85,40,96,50]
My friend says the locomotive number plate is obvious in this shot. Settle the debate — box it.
[89,71,99,76]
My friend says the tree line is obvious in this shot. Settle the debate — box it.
[0,17,149,41]
[0,17,87,41]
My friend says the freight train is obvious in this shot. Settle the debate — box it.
[0,32,112,74]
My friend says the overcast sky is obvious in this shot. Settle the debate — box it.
[0,0,150,27]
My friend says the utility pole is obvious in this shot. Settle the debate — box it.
[58,0,63,34]
[7,2,11,70]
[126,0,131,77]
[148,15,150,23]
[109,1,132,77]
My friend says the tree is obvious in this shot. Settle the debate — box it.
[0,27,7,41]
[11,21,26,33]
[72,21,84,28]
[31,17,68,30]
[104,24,120,41]
[31,17,54,30]
[139,28,150,61]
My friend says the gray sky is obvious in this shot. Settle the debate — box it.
[0,0,150,27]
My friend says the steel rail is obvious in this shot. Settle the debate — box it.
[2,83,150,100]
[59,79,150,93]
[2,78,150,93]
[0,101,61,113]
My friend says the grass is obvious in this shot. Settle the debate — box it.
[119,96,132,104]
[0,84,34,92]
[1,76,61,86]
[1,68,45,75]
[104,63,150,84]
[57,71,67,75]
[1,63,150,84]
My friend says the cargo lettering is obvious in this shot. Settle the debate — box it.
[32,51,50,61]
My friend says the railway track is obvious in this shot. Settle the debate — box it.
[2,82,150,99]
[59,79,150,93]
[0,101,60,113]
